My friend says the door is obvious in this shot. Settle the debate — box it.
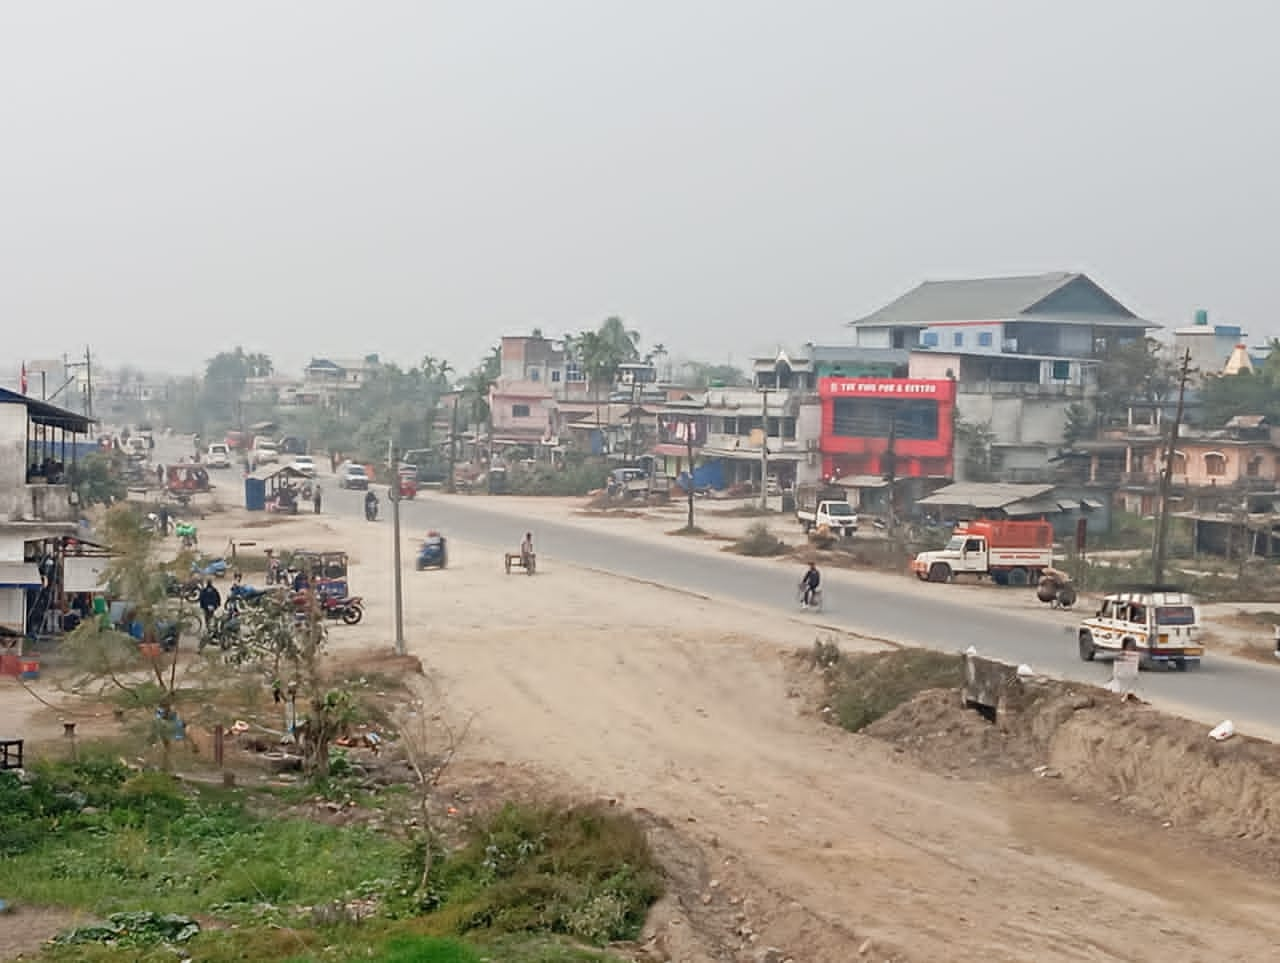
[961,537,985,573]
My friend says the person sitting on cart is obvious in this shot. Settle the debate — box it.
[520,532,534,568]
[800,562,821,608]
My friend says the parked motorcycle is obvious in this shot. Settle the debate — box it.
[192,557,228,579]
[165,573,201,602]
[294,591,364,625]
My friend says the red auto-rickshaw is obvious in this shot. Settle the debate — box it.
[398,465,419,500]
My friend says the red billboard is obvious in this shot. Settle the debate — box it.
[818,378,955,480]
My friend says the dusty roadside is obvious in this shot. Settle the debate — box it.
[10,499,1280,961]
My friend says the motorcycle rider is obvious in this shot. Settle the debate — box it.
[364,489,379,521]
[799,562,821,608]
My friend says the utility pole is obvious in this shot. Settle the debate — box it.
[389,441,406,656]
[883,408,898,532]
[1152,349,1193,584]
[83,346,93,419]
[685,416,696,530]
[759,386,770,511]
[447,399,459,494]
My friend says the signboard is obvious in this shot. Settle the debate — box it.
[820,378,955,399]
[63,556,109,594]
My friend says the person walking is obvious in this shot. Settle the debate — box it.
[312,482,322,514]
[198,579,221,628]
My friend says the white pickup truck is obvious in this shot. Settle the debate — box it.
[795,484,858,537]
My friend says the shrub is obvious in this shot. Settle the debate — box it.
[731,521,786,557]
[405,803,662,946]
[820,648,964,732]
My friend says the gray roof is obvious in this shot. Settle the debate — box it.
[916,482,1055,509]
[850,272,1157,330]
[808,345,910,365]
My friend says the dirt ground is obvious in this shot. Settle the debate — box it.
[9,495,1280,961]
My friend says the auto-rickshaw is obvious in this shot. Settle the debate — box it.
[167,464,211,494]
[290,550,349,599]
[398,465,419,500]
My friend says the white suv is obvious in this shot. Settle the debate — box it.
[339,463,369,490]
[206,444,231,469]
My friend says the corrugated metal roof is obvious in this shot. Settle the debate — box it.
[834,474,889,489]
[849,272,1155,329]
[916,482,1055,509]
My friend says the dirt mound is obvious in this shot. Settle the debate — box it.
[867,673,1280,867]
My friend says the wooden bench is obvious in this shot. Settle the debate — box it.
[504,552,536,575]
[0,739,24,771]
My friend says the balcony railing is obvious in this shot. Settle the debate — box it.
[16,484,76,523]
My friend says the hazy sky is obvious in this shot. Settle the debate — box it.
[2,1,1276,380]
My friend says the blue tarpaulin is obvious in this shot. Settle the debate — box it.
[677,458,725,492]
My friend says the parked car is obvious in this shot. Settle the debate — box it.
[291,454,316,476]
[251,440,279,465]
[279,436,308,455]
[206,443,231,469]
[339,463,369,490]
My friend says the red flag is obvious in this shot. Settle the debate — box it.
[20,363,28,395]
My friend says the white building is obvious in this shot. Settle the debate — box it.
[0,390,94,641]
[850,272,1158,478]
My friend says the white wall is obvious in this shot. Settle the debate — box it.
[0,404,28,520]
[908,352,961,380]
[853,328,892,348]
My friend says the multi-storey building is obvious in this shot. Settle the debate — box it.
[0,389,95,644]
[849,272,1158,478]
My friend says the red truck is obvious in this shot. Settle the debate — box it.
[911,519,1054,585]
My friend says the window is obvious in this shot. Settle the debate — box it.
[832,398,939,441]
[526,367,541,382]
[953,331,964,348]
[1205,453,1227,476]
[565,363,584,382]
[723,417,738,435]
[1051,360,1071,381]
[978,331,993,347]
[1247,456,1262,477]
[922,332,939,348]
[512,404,531,418]
[551,370,562,383]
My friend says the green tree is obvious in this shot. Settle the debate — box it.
[71,451,127,507]
[575,317,641,427]
[63,506,199,770]
[684,362,749,387]
[1094,338,1175,428]
[1200,370,1280,426]
[201,347,274,426]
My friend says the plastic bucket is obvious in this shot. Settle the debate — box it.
[18,659,39,680]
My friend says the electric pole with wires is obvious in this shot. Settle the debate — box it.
[1151,349,1193,584]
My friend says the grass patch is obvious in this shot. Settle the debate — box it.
[809,642,965,732]
[728,520,787,557]
[402,802,662,946]
[0,753,403,919]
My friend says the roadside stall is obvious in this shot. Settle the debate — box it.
[243,465,310,513]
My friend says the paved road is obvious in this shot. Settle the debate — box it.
[318,484,1280,735]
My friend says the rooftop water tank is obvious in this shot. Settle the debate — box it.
[1194,309,1209,326]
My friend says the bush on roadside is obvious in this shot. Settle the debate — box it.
[731,521,786,557]
[402,802,662,946]
[815,647,964,732]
